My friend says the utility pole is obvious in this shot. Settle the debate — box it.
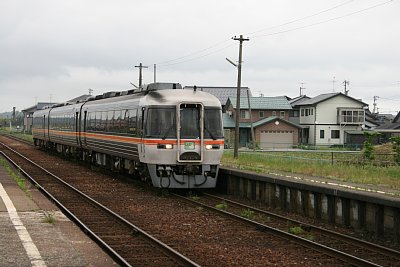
[153,64,157,83]
[343,80,349,95]
[232,35,249,159]
[332,76,336,92]
[247,89,256,151]
[373,95,379,114]
[135,63,148,88]
[299,82,306,96]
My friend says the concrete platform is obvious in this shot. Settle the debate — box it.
[0,161,118,267]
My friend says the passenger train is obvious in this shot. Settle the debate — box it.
[32,83,224,189]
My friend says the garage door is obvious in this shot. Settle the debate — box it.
[260,130,293,149]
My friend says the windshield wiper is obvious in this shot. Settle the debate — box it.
[204,126,216,140]
[162,125,174,140]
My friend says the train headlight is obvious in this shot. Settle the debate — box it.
[205,144,220,150]
[157,144,174,149]
[165,144,173,149]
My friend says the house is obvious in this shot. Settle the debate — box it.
[375,111,400,141]
[287,95,311,125]
[292,92,368,147]
[21,102,57,133]
[224,96,300,149]
[184,86,251,110]
[364,110,381,130]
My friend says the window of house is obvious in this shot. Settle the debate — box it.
[320,130,325,139]
[300,109,304,116]
[340,110,364,123]
[240,110,250,119]
[280,111,285,118]
[311,109,314,115]
[305,109,309,116]
[259,111,264,118]
[331,130,340,139]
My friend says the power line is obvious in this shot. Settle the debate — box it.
[156,0,394,68]
[156,1,364,67]
[246,0,354,36]
[251,0,394,38]
[158,43,236,67]
[157,39,231,66]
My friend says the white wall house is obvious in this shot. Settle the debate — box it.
[294,93,368,146]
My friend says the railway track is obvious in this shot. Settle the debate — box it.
[0,141,199,267]
[2,134,394,266]
[175,192,400,267]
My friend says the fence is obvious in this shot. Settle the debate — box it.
[238,150,398,167]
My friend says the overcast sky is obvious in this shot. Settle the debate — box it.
[1,0,399,114]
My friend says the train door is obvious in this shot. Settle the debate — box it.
[82,110,87,147]
[42,115,46,141]
[177,103,203,163]
[44,113,49,142]
[140,107,145,155]
[75,111,79,145]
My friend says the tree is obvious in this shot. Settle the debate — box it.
[390,136,400,165]
[363,131,379,162]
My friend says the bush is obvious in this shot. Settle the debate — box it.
[390,136,400,165]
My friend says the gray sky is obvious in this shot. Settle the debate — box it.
[1,0,399,114]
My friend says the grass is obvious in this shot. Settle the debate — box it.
[215,202,228,210]
[0,128,34,143]
[240,208,255,219]
[42,211,56,224]
[222,150,400,190]
[0,157,32,198]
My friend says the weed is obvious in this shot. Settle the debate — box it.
[42,212,56,224]
[304,234,315,241]
[0,158,31,198]
[215,202,228,210]
[288,226,305,235]
[191,195,200,201]
[196,206,204,211]
[240,208,255,219]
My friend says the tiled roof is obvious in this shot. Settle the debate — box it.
[375,122,400,130]
[184,86,250,105]
[222,113,251,128]
[228,96,292,110]
[298,92,367,106]
[289,95,311,105]
[22,102,57,112]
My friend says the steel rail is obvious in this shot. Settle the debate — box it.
[173,193,382,267]
[203,192,400,260]
[0,142,200,267]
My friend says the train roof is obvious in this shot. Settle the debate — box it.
[33,83,222,116]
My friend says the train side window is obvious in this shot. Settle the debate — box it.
[127,109,137,135]
[107,110,114,132]
[86,113,91,131]
[114,110,122,132]
[121,110,129,133]
[100,111,107,131]
[95,112,100,131]
[90,112,95,131]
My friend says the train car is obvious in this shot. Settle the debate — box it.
[32,82,224,189]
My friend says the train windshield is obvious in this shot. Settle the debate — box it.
[180,104,201,139]
[146,108,176,138]
[204,108,223,139]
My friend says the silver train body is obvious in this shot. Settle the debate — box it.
[32,83,224,189]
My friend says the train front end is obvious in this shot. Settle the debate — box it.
[141,87,224,189]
